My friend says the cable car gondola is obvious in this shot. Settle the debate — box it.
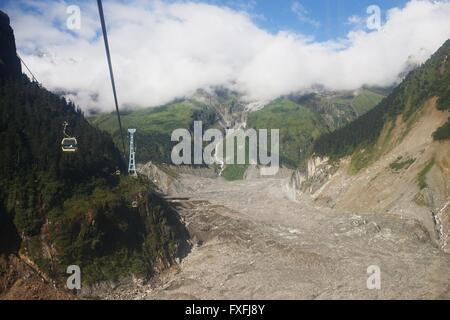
[61,137,78,152]
[61,121,78,153]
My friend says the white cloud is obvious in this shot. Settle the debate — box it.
[291,1,320,28]
[5,0,450,112]
[347,15,365,28]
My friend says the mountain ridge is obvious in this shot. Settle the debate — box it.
[90,86,385,173]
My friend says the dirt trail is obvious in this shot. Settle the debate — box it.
[105,172,450,300]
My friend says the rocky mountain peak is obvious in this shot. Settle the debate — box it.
[0,10,22,80]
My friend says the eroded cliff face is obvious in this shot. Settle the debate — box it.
[290,156,338,196]
[0,11,21,80]
[291,99,450,252]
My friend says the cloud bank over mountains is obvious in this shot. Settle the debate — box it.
[6,0,450,112]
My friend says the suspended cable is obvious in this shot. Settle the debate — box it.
[17,53,39,83]
[97,0,127,155]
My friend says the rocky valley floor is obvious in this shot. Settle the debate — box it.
[102,173,450,300]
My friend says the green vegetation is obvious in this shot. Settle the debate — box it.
[0,76,123,246]
[314,39,450,166]
[0,75,188,285]
[92,102,196,135]
[436,87,450,112]
[433,117,450,140]
[348,147,379,175]
[432,55,450,141]
[352,89,386,115]
[389,156,415,172]
[247,89,383,169]
[222,164,248,181]
[248,99,325,167]
[417,158,435,190]
[91,87,383,173]
[46,176,188,284]
[90,100,216,164]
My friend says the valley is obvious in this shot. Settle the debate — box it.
[99,166,450,299]
[96,77,450,299]
[98,97,450,299]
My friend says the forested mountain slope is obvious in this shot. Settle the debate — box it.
[0,11,188,297]
[314,39,450,167]
[92,85,384,175]
[90,98,217,164]
[247,89,385,168]
[292,39,450,252]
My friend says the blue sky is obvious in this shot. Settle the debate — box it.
[202,0,410,41]
[0,0,410,41]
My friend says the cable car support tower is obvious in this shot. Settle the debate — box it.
[128,129,137,176]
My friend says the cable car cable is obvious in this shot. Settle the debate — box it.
[17,53,39,83]
[97,0,127,155]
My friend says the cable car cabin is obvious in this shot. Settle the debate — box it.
[61,138,78,153]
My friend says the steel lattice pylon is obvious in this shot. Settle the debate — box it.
[128,129,137,176]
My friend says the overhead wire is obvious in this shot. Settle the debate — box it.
[97,0,127,156]
[17,53,39,83]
